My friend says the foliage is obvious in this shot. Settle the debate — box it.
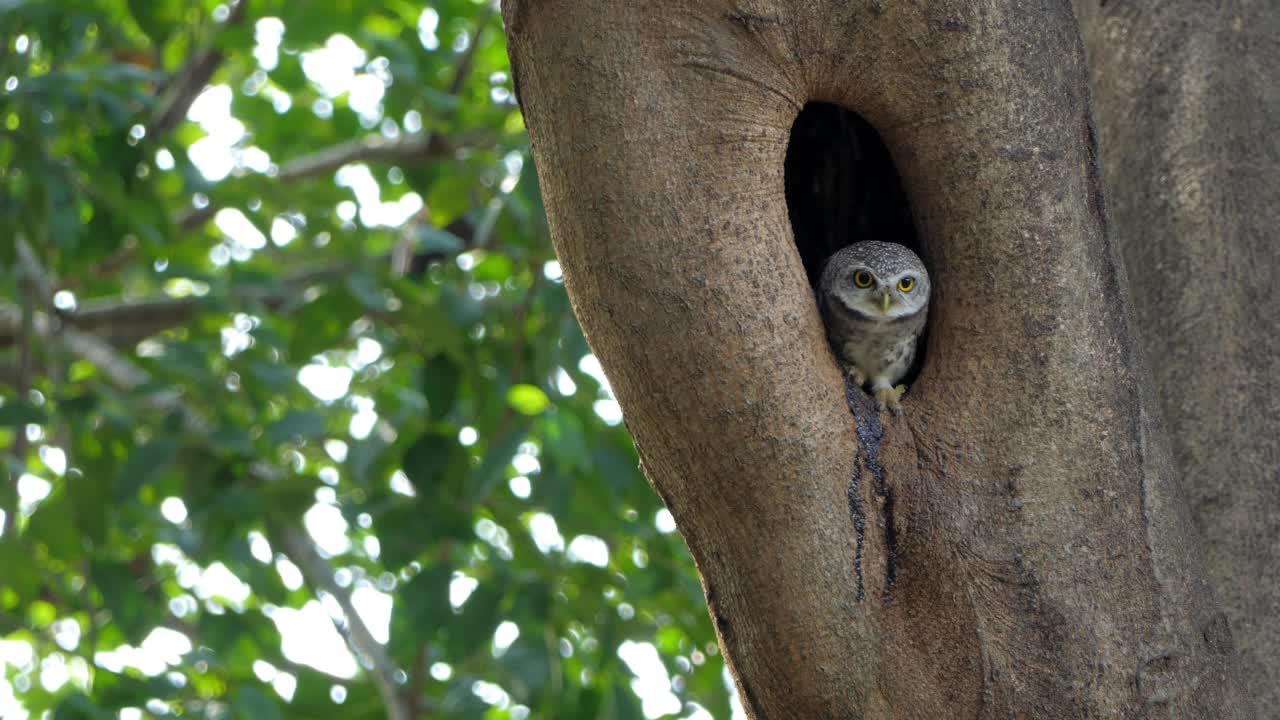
[0,1,728,718]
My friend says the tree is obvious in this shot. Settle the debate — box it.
[1,2,731,718]
[503,0,1272,716]
[1077,2,1280,711]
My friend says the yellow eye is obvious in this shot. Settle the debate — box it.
[853,270,874,288]
[898,276,916,292]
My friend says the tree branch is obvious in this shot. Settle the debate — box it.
[9,238,50,535]
[278,527,411,720]
[5,214,478,352]
[1,283,409,719]
[0,257,364,349]
[2,243,198,428]
[173,9,492,233]
[175,132,460,231]
[148,0,250,136]
[15,237,56,306]
[0,301,195,424]
[278,134,451,184]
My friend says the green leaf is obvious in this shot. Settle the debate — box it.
[232,686,283,720]
[28,493,82,562]
[0,400,48,427]
[94,671,175,713]
[125,0,182,44]
[501,636,552,702]
[421,86,461,114]
[266,410,328,445]
[422,354,461,419]
[0,538,38,604]
[250,361,296,392]
[415,225,466,255]
[28,599,57,626]
[67,469,109,547]
[92,561,151,644]
[472,252,514,282]
[402,432,459,495]
[427,175,472,227]
[397,565,453,636]
[610,684,647,720]
[415,301,467,359]
[345,271,387,311]
[507,384,550,416]
[469,423,527,503]
[114,436,179,501]
[53,691,109,720]
[446,582,502,659]
[377,497,471,571]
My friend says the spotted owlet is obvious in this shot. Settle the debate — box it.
[818,241,930,412]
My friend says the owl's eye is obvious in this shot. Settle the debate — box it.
[853,270,874,288]
[898,276,916,292]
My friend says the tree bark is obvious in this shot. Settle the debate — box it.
[1076,1,1280,711]
[504,1,1255,716]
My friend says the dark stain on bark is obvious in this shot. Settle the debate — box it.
[1083,110,1107,233]
[844,376,868,602]
[1083,105,1141,420]
[500,0,530,112]
[1202,611,1237,656]
[707,586,734,645]
[845,378,898,604]
[706,584,762,717]
[707,583,768,720]
[726,8,779,34]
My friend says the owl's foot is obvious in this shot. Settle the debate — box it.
[874,384,906,414]
[848,367,867,387]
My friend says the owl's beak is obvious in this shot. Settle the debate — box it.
[880,292,891,315]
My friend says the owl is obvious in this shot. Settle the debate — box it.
[818,241,930,412]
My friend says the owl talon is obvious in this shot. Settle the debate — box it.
[849,367,867,387]
[875,385,906,414]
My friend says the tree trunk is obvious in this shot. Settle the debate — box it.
[503,1,1256,716]
[1075,3,1280,712]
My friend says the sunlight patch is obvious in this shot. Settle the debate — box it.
[617,641,681,719]
[528,513,564,554]
[298,364,353,402]
[567,535,609,568]
[272,601,358,678]
[304,503,352,556]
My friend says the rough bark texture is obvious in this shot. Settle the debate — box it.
[1076,1,1280,711]
[504,1,1256,716]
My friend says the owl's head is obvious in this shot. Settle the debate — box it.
[820,241,930,319]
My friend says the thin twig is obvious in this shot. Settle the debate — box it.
[0,256,395,349]
[2,214,484,351]
[10,133,414,720]
[6,238,44,537]
[148,0,250,135]
[1,291,410,719]
[278,527,411,720]
[15,237,56,305]
[175,133,463,230]
[447,8,494,97]
[407,641,430,718]
[480,269,542,489]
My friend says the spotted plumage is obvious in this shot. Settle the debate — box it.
[818,241,930,412]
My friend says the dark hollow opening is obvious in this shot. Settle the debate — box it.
[784,102,928,389]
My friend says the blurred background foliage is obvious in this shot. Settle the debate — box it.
[0,1,731,718]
